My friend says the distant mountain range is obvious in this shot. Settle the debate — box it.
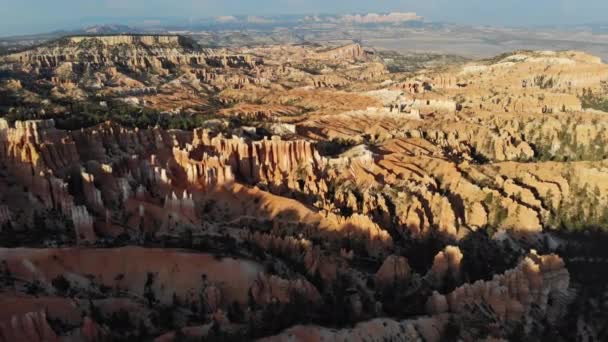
[2,13,608,61]
[1,13,428,38]
[82,24,140,34]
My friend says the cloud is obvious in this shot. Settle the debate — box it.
[338,12,423,24]
[215,16,238,23]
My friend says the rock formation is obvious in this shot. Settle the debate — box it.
[426,246,463,287]
[426,251,570,322]
[259,316,448,342]
[375,255,411,289]
[0,311,58,342]
[250,273,321,306]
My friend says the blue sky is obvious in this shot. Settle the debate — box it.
[1,0,607,36]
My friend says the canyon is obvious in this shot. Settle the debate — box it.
[0,34,607,341]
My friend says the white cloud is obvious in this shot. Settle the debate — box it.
[215,16,238,23]
[339,12,423,24]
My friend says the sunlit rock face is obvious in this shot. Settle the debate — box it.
[426,251,570,322]
[375,255,411,289]
[426,245,463,287]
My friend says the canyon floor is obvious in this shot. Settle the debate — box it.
[0,34,607,341]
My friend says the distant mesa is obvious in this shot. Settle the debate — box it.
[66,34,184,47]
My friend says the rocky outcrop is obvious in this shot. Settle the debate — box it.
[219,104,301,120]
[189,129,325,186]
[426,251,570,322]
[0,119,77,175]
[163,190,196,219]
[259,316,448,342]
[6,35,207,73]
[247,231,311,261]
[322,213,393,256]
[420,124,535,162]
[172,147,235,188]
[314,44,368,61]
[0,206,11,228]
[375,255,411,289]
[63,317,109,342]
[310,75,349,88]
[426,246,463,287]
[0,311,58,342]
[250,273,321,306]
[71,206,96,244]
[303,246,339,284]
[67,35,183,47]
[81,172,104,213]
[0,119,99,243]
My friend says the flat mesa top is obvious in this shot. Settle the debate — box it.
[66,35,183,46]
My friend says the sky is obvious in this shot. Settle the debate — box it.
[1,0,608,36]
